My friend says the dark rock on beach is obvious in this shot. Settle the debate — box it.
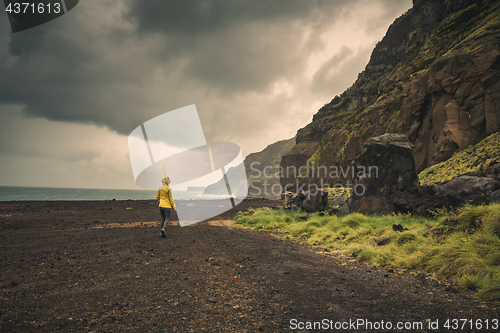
[491,190,500,204]
[301,190,328,212]
[440,175,496,204]
[349,134,419,215]
[394,175,499,216]
[282,190,328,212]
[328,197,350,216]
[394,185,464,216]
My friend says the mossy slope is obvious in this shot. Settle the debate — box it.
[419,132,500,185]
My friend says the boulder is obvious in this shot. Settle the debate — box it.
[328,197,350,216]
[440,175,496,204]
[394,175,499,215]
[301,190,328,212]
[328,197,347,207]
[284,190,328,212]
[491,190,500,204]
[338,200,350,216]
[392,224,408,232]
[349,134,419,215]
[289,192,306,207]
[393,185,464,216]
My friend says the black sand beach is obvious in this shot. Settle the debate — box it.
[0,199,499,332]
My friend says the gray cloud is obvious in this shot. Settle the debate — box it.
[124,0,356,94]
[125,0,343,36]
[0,0,364,135]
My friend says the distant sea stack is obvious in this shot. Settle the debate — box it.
[281,0,500,191]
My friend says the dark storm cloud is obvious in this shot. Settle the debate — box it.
[126,0,340,35]
[0,0,411,138]
[124,0,353,93]
[0,3,154,134]
[8,30,44,55]
[0,0,348,134]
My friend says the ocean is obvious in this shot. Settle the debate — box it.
[0,186,229,201]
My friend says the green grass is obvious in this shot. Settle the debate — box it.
[284,149,299,156]
[235,204,500,299]
[308,146,322,176]
[419,132,500,185]
[319,187,351,200]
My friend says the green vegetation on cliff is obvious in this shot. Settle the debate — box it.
[419,132,500,185]
[235,204,500,299]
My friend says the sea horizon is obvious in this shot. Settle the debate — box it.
[0,185,230,202]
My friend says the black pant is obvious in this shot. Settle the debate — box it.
[160,208,171,230]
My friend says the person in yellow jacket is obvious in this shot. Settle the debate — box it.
[156,177,176,238]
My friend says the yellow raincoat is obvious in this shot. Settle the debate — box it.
[156,177,176,209]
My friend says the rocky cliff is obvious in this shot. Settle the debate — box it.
[204,137,295,197]
[281,0,500,190]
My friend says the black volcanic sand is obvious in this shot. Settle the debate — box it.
[0,200,498,332]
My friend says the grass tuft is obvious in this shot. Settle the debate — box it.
[461,274,482,291]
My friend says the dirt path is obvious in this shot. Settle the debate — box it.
[0,201,498,332]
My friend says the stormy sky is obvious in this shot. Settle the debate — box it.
[0,0,412,189]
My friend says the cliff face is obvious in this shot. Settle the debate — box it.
[204,137,295,197]
[282,0,500,189]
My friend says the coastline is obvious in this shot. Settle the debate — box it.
[0,186,241,202]
[0,198,282,231]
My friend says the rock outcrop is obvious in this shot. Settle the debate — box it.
[491,190,500,204]
[348,134,419,215]
[394,175,498,216]
[327,197,350,216]
[393,185,464,216]
[282,190,328,212]
[281,0,500,190]
[301,190,328,212]
[440,176,496,203]
[348,134,499,216]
